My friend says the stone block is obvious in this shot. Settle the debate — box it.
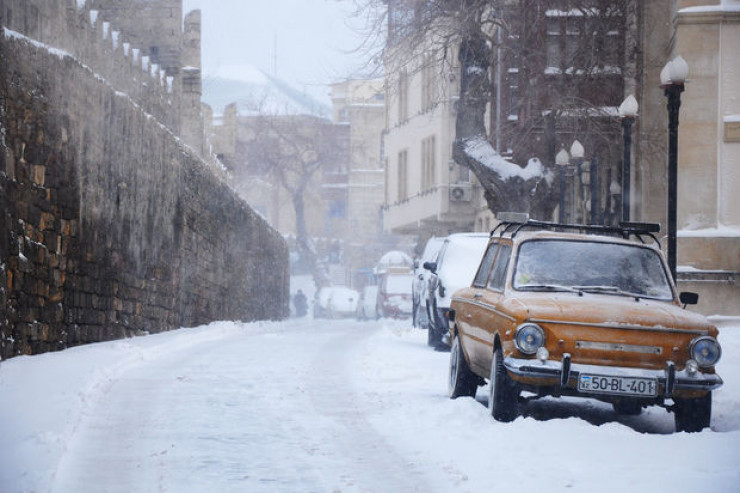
[32,165,46,186]
[40,212,56,231]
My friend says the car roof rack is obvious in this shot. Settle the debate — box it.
[491,213,661,246]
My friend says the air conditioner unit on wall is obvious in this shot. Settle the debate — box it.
[449,183,472,202]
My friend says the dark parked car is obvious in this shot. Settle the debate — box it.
[448,216,723,432]
[423,233,489,349]
[413,237,445,329]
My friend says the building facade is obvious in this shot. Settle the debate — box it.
[669,0,740,314]
[330,79,398,287]
[382,36,488,240]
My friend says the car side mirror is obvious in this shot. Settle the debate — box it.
[423,261,437,273]
[679,291,699,308]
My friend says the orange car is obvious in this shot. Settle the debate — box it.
[448,216,723,432]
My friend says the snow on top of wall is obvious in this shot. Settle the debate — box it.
[3,27,71,60]
[463,135,545,181]
[724,115,740,123]
[546,8,599,17]
[678,225,740,237]
[679,1,740,13]
[545,66,622,76]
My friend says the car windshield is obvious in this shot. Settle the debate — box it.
[513,239,673,300]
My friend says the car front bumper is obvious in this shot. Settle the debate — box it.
[505,354,723,397]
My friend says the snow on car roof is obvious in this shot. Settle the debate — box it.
[437,234,490,292]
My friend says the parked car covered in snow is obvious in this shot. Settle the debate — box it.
[356,285,379,320]
[413,237,445,329]
[313,286,360,319]
[375,250,413,276]
[423,233,489,348]
[377,271,414,319]
[448,215,723,432]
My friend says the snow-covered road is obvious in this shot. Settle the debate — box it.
[1,317,739,492]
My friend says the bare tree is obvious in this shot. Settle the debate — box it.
[240,114,349,287]
[349,0,632,220]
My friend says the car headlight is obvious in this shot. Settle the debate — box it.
[514,323,546,355]
[690,336,722,367]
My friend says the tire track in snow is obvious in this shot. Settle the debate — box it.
[303,321,434,492]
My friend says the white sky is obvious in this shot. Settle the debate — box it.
[182,0,373,102]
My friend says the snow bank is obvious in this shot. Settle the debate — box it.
[1,317,738,491]
[0,322,268,490]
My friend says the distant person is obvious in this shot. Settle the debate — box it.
[293,289,308,317]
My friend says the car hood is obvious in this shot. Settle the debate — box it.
[504,292,716,335]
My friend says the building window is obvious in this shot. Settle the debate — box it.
[329,200,346,218]
[421,136,436,191]
[545,9,622,74]
[421,54,437,110]
[398,69,408,122]
[508,83,520,120]
[384,157,389,205]
[398,150,408,201]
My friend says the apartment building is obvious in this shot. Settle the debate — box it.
[330,79,397,286]
[383,40,489,238]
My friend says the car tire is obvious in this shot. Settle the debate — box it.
[674,392,712,433]
[449,334,478,398]
[488,348,519,422]
[612,400,642,415]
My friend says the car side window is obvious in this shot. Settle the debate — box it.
[434,242,449,269]
[473,243,498,288]
[488,244,512,291]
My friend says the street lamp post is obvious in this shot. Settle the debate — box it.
[570,140,585,223]
[619,95,639,223]
[661,55,689,281]
[556,148,570,223]
[589,155,600,225]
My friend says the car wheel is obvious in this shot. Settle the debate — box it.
[674,392,712,433]
[449,334,478,399]
[488,348,519,422]
[612,400,642,415]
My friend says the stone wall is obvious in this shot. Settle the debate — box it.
[0,29,289,359]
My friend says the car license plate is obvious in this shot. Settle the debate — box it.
[578,374,657,396]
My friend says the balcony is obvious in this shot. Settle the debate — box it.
[383,184,477,235]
